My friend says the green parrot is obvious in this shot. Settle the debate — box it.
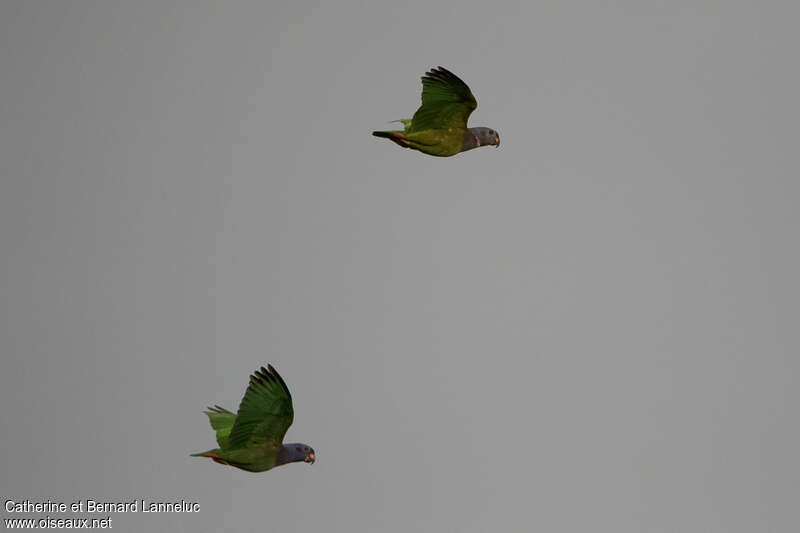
[191,365,315,473]
[372,66,500,157]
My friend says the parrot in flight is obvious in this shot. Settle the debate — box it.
[373,66,500,157]
[191,365,315,473]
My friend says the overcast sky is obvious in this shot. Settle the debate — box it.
[1,1,798,532]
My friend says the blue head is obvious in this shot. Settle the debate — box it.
[463,127,500,152]
[276,443,316,466]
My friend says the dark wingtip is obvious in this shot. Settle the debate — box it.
[249,364,292,400]
[422,66,462,87]
[250,366,269,386]
[268,364,292,401]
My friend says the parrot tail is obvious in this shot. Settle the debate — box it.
[190,448,220,457]
[372,131,411,148]
[190,449,231,465]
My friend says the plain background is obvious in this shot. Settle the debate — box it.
[1,1,798,531]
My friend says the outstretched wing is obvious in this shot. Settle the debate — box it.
[408,67,477,132]
[204,405,236,447]
[226,365,294,451]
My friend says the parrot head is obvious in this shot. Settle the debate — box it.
[472,127,500,148]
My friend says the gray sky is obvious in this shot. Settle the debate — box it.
[1,1,798,531]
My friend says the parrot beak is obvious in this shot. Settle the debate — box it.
[305,452,315,464]
[495,136,500,147]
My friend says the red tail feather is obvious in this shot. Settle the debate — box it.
[372,130,411,148]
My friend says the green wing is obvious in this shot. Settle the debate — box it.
[408,67,477,133]
[389,119,413,131]
[203,405,236,447]
[226,365,294,451]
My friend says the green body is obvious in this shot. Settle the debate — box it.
[191,366,304,473]
[373,67,496,157]
[375,125,474,157]
[190,405,282,472]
